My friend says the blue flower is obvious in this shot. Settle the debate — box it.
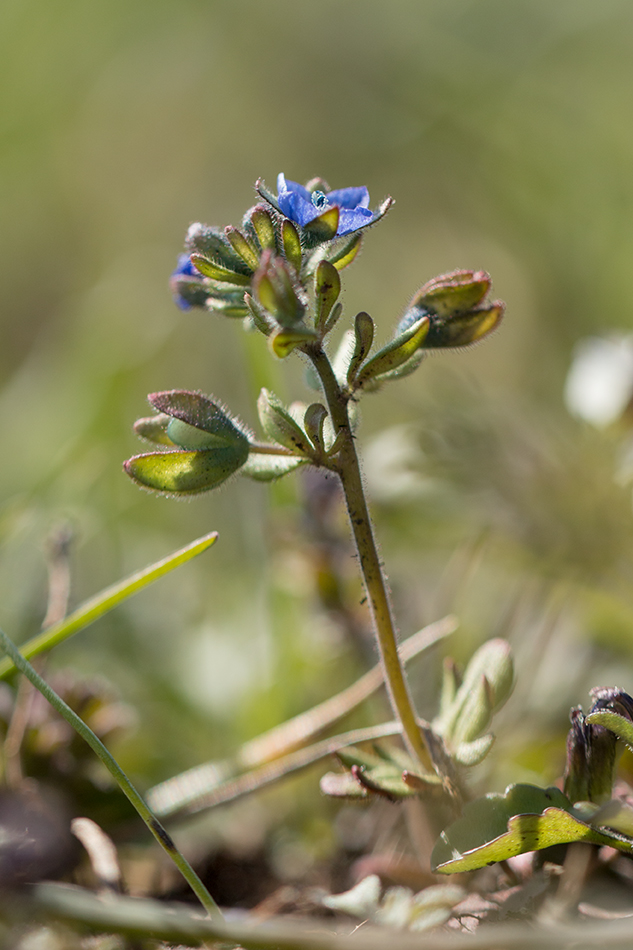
[276,174,376,236]
[171,254,205,310]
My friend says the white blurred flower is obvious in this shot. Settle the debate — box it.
[565,335,633,427]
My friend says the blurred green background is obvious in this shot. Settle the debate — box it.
[3,0,633,853]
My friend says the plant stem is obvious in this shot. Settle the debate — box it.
[0,627,223,921]
[305,344,433,772]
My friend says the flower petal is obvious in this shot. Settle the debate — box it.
[277,174,312,203]
[327,186,370,210]
[337,207,375,235]
[278,190,320,227]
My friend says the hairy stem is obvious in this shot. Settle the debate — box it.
[305,344,433,771]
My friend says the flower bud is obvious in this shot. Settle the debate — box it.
[253,251,307,327]
[424,303,505,349]
[411,270,491,318]
[148,390,249,452]
[124,391,250,495]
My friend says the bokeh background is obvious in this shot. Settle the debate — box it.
[4,0,633,889]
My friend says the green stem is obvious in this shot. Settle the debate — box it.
[305,344,433,772]
[0,627,223,922]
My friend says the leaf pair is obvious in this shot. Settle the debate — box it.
[126,391,250,495]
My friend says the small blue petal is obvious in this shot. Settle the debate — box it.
[276,175,377,236]
[171,254,198,309]
[172,253,198,278]
[336,207,374,236]
[327,186,370,210]
[278,191,320,227]
[277,174,312,204]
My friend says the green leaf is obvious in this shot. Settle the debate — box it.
[281,219,302,273]
[314,260,341,334]
[453,734,495,766]
[224,226,259,271]
[412,270,491,318]
[148,391,250,454]
[246,205,277,252]
[432,783,633,874]
[372,349,425,384]
[244,293,274,336]
[133,414,174,446]
[269,326,318,359]
[304,403,328,451]
[323,301,343,336]
[240,453,307,482]
[346,311,375,385]
[255,177,282,213]
[354,316,430,388]
[329,231,363,270]
[302,205,339,244]
[0,532,218,680]
[257,388,312,454]
[434,639,513,743]
[424,304,504,349]
[125,447,247,494]
[185,222,251,274]
[586,709,633,750]
[190,254,252,286]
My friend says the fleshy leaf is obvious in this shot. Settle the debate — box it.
[282,219,302,273]
[324,301,343,336]
[253,252,306,326]
[133,414,174,446]
[432,783,633,874]
[453,734,495,766]
[314,260,341,334]
[434,639,513,744]
[246,205,277,252]
[304,404,328,451]
[240,453,308,482]
[411,270,491,318]
[269,326,318,359]
[148,391,249,453]
[224,226,259,271]
[125,448,246,494]
[244,293,275,336]
[257,388,312,454]
[255,177,282,214]
[346,311,375,385]
[585,709,633,751]
[302,205,340,244]
[185,222,251,275]
[329,231,363,270]
[354,316,430,388]
[190,253,252,286]
[424,304,504,349]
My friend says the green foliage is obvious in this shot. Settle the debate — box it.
[431,783,633,874]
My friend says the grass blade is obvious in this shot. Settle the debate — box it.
[0,531,218,679]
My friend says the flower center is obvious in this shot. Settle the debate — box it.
[311,190,330,211]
